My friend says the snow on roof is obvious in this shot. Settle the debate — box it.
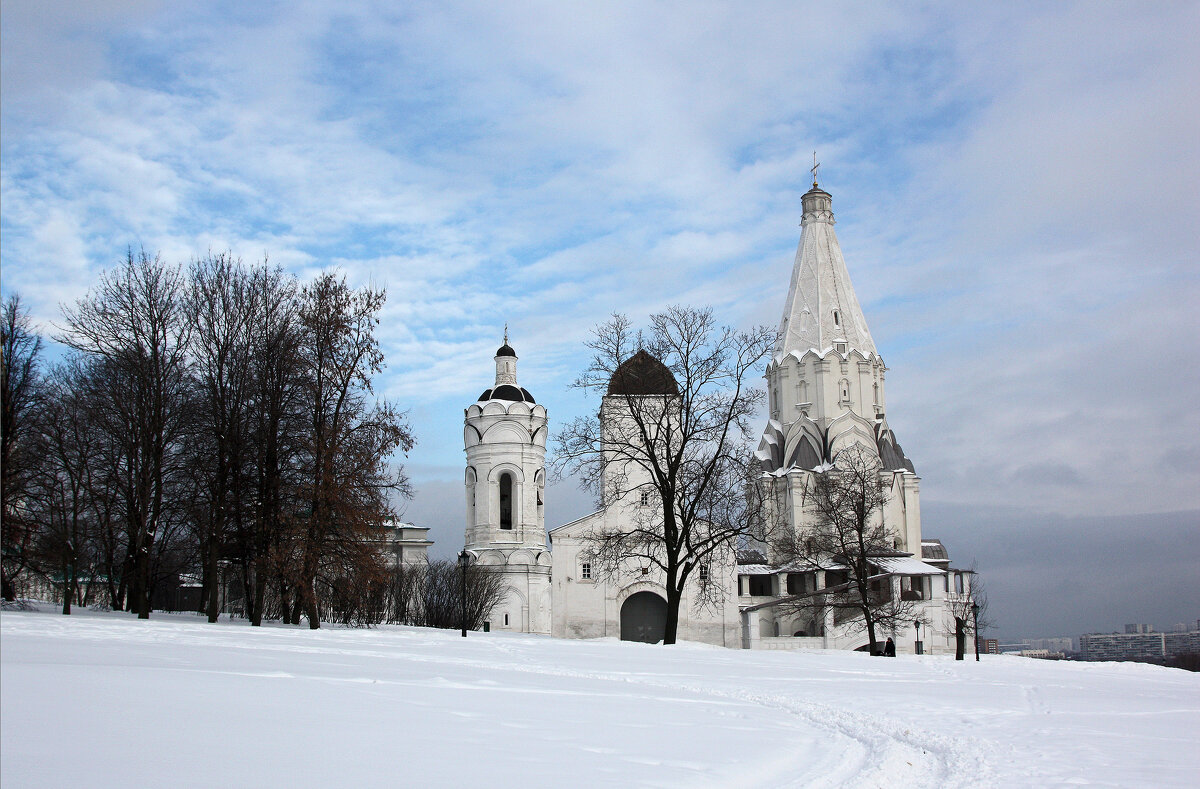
[736,564,776,575]
[876,556,947,576]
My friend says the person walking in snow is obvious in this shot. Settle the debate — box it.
[884,637,896,657]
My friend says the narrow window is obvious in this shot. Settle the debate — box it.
[504,613,509,626]
[833,309,840,326]
[954,573,964,594]
[698,564,709,582]
[499,473,513,530]
[639,489,652,507]
[581,561,592,580]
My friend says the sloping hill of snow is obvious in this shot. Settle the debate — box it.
[3,606,1197,787]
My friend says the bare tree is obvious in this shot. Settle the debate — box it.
[945,569,989,660]
[58,250,194,618]
[293,273,414,628]
[771,444,917,654]
[417,559,507,631]
[29,359,100,614]
[1,295,44,600]
[186,252,258,623]
[555,307,775,644]
[242,263,305,625]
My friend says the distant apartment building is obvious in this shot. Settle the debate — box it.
[1028,637,1074,653]
[1080,622,1200,661]
[980,639,999,655]
[1164,630,1200,657]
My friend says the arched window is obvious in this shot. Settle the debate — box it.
[833,309,841,326]
[499,473,513,530]
[465,468,477,526]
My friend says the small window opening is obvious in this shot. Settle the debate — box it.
[833,309,840,326]
[641,567,649,576]
[748,575,773,596]
[698,565,709,582]
[835,342,847,354]
[504,613,509,626]
[499,473,513,530]
[639,490,652,507]
[581,561,592,580]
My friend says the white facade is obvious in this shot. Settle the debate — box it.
[463,339,552,635]
[747,181,963,654]
[463,183,971,652]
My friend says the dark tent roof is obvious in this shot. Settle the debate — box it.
[607,349,679,396]
[478,384,536,404]
[786,437,822,470]
[876,429,916,473]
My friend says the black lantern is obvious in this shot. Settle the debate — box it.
[458,550,469,638]
[971,601,980,661]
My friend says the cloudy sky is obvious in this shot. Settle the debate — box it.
[3,1,1198,641]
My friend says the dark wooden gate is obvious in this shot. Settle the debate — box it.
[620,591,667,643]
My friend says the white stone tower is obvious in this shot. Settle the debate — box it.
[463,333,551,634]
[755,178,922,554]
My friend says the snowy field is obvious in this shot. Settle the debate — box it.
[3,606,1198,788]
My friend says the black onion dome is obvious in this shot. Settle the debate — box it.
[495,343,517,357]
[607,349,679,396]
[478,385,536,404]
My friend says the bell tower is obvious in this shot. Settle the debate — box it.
[463,332,551,633]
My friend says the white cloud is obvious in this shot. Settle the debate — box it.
[2,1,1197,539]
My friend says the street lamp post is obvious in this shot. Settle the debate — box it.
[971,601,980,661]
[913,619,922,655]
[458,550,469,638]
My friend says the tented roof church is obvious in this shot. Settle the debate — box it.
[462,180,973,652]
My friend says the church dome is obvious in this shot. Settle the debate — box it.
[478,384,536,404]
[607,349,679,396]
[495,343,517,357]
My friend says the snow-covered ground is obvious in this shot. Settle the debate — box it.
[2,606,1197,788]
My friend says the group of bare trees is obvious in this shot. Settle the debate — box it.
[1,251,415,628]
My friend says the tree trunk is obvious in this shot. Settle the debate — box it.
[251,572,267,626]
[61,561,72,616]
[206,530,220,623]
[135,547,151,619]
[955,617,967,660]
[663,585,681,645]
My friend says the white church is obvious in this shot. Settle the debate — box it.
[460,180,972,654]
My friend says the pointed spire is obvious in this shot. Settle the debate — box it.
[775,182,877,358]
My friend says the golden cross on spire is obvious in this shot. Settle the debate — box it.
[811,151,820,187]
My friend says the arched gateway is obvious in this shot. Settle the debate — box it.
[620,591,667,643]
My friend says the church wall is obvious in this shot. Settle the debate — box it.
[550,503,741,647]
